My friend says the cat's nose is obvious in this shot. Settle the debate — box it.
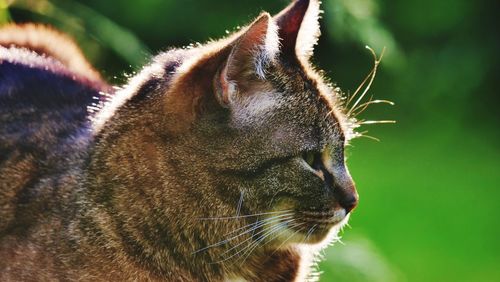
[325,164,358,213]
[336,184,358,213]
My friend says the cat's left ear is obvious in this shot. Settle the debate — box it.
[216,13,279,106]
[274,0,321,61]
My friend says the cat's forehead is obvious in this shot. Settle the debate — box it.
[269,64,347,144]
[228,68,347,157]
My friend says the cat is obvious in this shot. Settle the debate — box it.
[0,0,360,281]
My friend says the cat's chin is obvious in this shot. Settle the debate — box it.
[265,210,350,248]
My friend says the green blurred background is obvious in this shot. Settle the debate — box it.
[2,0,499,281]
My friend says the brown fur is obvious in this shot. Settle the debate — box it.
[0,1,359,281]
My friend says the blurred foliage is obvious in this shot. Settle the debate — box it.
[2,0,499,281]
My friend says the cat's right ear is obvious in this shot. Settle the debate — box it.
[215,13,279,106]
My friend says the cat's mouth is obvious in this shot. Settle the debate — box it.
[296,209,347,225]
[286,209,349,243]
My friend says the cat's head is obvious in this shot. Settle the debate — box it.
[190,0,358,244]
[94,0,358,250]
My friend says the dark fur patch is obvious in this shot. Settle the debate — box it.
[0,47,107,234]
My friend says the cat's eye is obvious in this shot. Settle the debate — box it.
[302,151,322,170]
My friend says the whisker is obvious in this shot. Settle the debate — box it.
[357,134,380,142]
[323,109,342,126]
[356,99,395,110]
[325,109,335,119]
[304,224,317,243]
[192,214,293,254]
[352,99,395,118]
[235,191,244,217]
[344,90,352,107]
[249,216,259,241]
[351,94,374,118]
[267,190,281,209]
[346,68,375,107]
[197,209,292,220]
[348,46,386,116]
[210,219,295,265]
[269,222,307,257]
[222,212,294,237]
[223,219,295,258]
[238,221,304,265]
[358,120,396,125]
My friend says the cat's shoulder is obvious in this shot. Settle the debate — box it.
[0,24,112,235]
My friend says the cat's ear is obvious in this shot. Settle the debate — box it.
[216,13,279,106]
[274,0,321,61]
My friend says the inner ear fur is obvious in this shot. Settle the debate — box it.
[216,13,278,106]
[161,13,278,133]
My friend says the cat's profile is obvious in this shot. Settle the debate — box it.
[0,0,360,281]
